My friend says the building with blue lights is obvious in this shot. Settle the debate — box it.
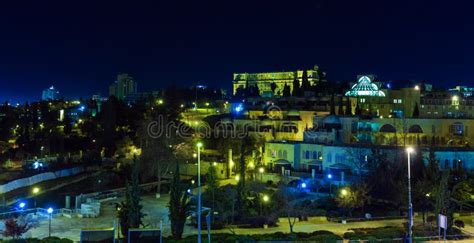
[41,86,60,101]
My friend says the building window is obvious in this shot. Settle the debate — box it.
[283,150,287,159]
[392,99,403,104]
[305,151,310,159]
[271,150,277,158]
[278,150,282,158]
[326,153,332,163]
[450,122,464,135]
[312,151,317,160]
[360,98,366,103]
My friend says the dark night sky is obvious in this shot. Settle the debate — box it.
[1,0,474,102]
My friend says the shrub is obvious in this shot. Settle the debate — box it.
[454,220,465,228]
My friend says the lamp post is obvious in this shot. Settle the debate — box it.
[406,147,414,243]
[258,167,264,181]
[47,207,53,237]
[260,194,269,216]
[196,142,203,243]
[32,187,40,210]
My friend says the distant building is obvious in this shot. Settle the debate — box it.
[345,75,421,118]
[233,65,324,97]
[109,73,137,100]
[42,86,60,101]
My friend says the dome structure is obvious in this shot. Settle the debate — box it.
[345,75,386,97]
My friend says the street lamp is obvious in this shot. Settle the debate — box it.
[341,188,348,197]
[32,187,40,210]
[19,202,26,210]
[258,167,265,181]
[406,147,414,243]
[47,207,53,237]
[327,174,333,195]
[196,142,203,243]
[260,194,270,215]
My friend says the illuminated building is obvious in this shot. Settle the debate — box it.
[232,65,324,97]
[41,86,60,101]
[108,73,137,100]
[345,75,421,118]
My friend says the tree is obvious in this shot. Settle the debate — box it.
[335,184,370,217]
[355,104,362,116]
[270,82,277,94]
[338,96,344,115]
[345,98,352,116]
[413,102,420,118]
[434,171,455,231]
[118,158,145,237]
[452,179,474,211]
[169,163,192,240]
[292,74,301,97]
[301,70,311,94]
[2,217,32,239]
[283,83,291,97]
[274,185,308,233]
[426,136,439,184]
[330,95,336,115]
[206,165,219,216]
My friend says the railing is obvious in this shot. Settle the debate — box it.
[327,215,405,223]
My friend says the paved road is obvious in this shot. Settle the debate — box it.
[23,193,474,241]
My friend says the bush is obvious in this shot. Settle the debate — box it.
[40,237,73,243]
[165,231,342,242]
[0,238,73,243]
[454,220,465,228]
[238,215,278,228]
[344,226,405,240]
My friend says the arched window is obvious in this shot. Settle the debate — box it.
[312,151,318,159]
[380,124,396,133]
[408,125,423,133]
[444,159,449,169]
[305,151,310,159]
[278,150,282,158]
[283,150,287,159]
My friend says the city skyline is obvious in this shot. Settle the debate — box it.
[1,0,474,102]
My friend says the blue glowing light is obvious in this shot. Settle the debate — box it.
[19,202,26,209]
[47,207,53,214]
[327,174,332,179]
[234,103,244,113]
[187,189,192,194]
[301,182,307,189]
[79,106,86,112]
[33,161,43,170]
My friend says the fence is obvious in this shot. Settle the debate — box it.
[0,166,84,194]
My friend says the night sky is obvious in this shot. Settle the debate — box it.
[1,0,473,102]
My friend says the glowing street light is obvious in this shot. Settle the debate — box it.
[260,194,270,215]
[19,202,26,209]
[327,174,332,179]
[196,142,203,243]
[32,187,40,194]
[32,187,40,211]
[235,174,240,181]
[258,167,265,173]
[414,85,420,91]
[341,189,348,196]
[301,182,307,189]
[406,147,415,243]
[47,207,53,237]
